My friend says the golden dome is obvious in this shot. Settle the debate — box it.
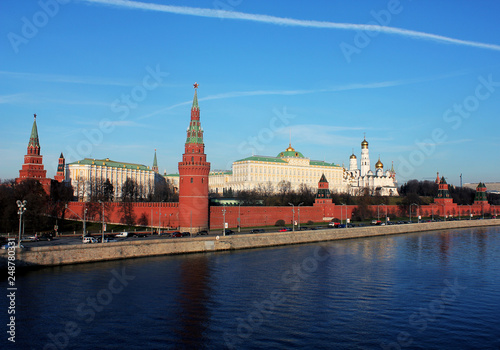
[375,158,383,169]
[361,138,368,149]
[285,143,295,152]
[350,153,357,159]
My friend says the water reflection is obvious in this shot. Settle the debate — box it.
[174,255,212,348]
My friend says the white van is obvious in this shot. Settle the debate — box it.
[116,232,129,238]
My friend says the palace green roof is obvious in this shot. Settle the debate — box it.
[310,160,340,167]
[68,158,152,171]
[210,170,233,175]
[235,156,287,164]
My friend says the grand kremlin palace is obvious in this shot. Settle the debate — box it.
[208,144,344,194]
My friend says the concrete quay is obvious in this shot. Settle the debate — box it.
[2,219,499,269]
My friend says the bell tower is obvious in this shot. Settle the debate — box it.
[178,83,211,233]
[360,134,370,176]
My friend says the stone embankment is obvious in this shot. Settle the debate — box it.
[2,220,499,269]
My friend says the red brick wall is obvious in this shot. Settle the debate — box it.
[65,202,179,228]
[64,202,496,231]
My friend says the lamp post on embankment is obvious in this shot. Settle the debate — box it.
[16,200,27,248]
[98,200,105,243]
[298,202,304,230]
[65,204,86,238]
[288,203,295,233]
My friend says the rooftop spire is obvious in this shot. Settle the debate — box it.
[152,149,158,173]
[28,113,40,149]
[186,84,204,144]
[192,82,199,109]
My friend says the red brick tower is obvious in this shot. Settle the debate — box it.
[16,114,51,194]
[178,83,211,233]
[315,174,332,204]
[54,152,65,182]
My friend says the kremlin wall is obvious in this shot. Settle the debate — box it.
[15,85,497,233]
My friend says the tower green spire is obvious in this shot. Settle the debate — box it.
[192,82,199,109]
[152,149,159,173]
[28,114,40,149]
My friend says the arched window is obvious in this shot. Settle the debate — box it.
[190,178,193,183]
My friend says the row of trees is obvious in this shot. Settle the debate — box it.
[73,176,178,203]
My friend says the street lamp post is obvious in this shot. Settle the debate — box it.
[288,202,295,232]
[65,204,86,238]
[83,207,87,236]
[159,205,162,235]
[379,203,387,223]
[98,200,105,243]
[342,203,347,229]
[468,204,472,220]
[410,203,419,223]
[298,202,304,230]
[222,205,226,236]
[238,204,241,233]
[16,200,27,248]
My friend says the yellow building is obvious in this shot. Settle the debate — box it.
[209,144,345,194]
[67,158,156,201]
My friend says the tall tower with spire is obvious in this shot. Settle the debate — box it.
[54,152,66,182]
[16,114,51,194]
[360,135,370,177]
[152,149,159,173]
[178,83,211,233]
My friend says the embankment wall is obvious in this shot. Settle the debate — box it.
[2,220,499,269]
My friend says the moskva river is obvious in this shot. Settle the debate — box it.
[6,226,500,349]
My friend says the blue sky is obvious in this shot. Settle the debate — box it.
[1,0,499,185]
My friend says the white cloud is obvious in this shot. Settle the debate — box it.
[82,0,500,52]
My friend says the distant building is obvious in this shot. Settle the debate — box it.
[344,136,398,196]
[66,157,156,201]
[209,143,344,194]
[208,136,398,196]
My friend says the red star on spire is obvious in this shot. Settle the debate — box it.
[193,82,199,89]
[34,113,37,119]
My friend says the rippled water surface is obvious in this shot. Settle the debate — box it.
[6,226,500,349]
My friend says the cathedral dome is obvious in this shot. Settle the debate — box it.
[350,153,357,159]
[361,138,368,149]
[375,158,383,169]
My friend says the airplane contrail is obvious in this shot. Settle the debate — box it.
[81,0,500,52]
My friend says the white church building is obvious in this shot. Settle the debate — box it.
[344,137,398,196]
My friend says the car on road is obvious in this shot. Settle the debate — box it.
[116,232,130,238]
[83,236,98,244]
[224,229,235,235]
[279,228,291,232]
[328,221,340,228]
[133,233,148,238]
[250,229,265,234]
[38,232,55,241]
[181,232,191,237]
[171,231,182,238]
[197,230,209,236]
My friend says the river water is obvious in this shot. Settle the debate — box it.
[5,226,500,349]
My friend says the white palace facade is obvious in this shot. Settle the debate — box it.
[208,137,398,196]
